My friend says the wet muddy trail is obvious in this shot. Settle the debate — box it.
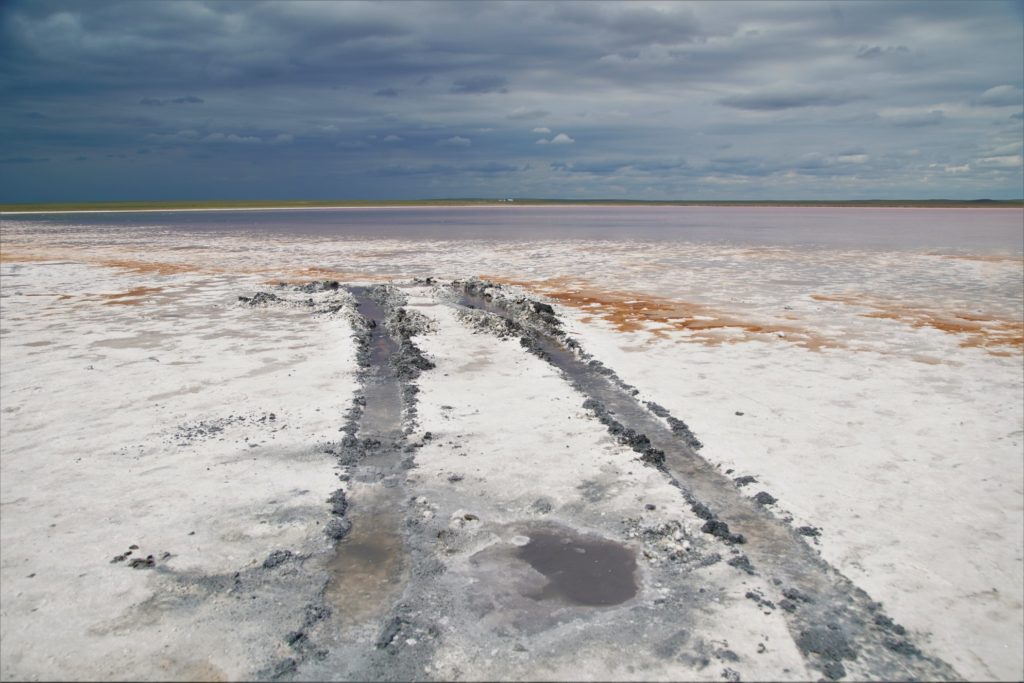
[323,289,408,633]
[283,285,434,681]
[244,278,964,682]
[453,281,959,682]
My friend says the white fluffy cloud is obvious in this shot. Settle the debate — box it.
[536,132,574,145]
[976,85,1024,107]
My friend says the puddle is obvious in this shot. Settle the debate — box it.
[324,489,406,629]
[515,527,637,606]
[467,521,638,623]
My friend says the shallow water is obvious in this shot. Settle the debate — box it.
[515,527,638,606]
[7,206,1023,252]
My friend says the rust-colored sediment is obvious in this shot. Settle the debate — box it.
[0,250,56,264]
[482,275,837,351]
[0,246,205,275]
[812,294,1023,352]
[102,286,163,305]
[933,253,1024,264]
[97,258,202,276]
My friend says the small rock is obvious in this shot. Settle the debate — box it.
[727,554,755,575]
[782,587,813,604]
[325,518,352,540]
[263,549,293,569]
[531,498,553,514]
[822,661,846,680]
[375,616,405,649]
[644,503,657,511]
[753,491,777,506]
[884,637,921,656]
[691,502,714,520]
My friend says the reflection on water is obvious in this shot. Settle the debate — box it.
[514,526,638,606]
[8,206,1024,251]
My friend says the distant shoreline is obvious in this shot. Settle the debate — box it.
[2,198,1022,214]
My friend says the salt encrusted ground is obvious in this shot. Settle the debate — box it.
[0,264,358,680]
[1,212,1022,681]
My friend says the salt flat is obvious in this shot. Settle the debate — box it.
[1,207,1021,681]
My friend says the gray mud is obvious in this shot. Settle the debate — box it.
[447,278,960,682]
[287,285,439,681]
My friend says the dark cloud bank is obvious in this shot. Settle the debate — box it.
[1,0,1021,201]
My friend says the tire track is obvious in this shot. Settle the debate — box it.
[448,278,960,682]
[285,284,438,681]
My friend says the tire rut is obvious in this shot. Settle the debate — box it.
[448,278,960,682]
[286,284,438,681]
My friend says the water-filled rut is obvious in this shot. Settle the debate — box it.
[323,287,410,640]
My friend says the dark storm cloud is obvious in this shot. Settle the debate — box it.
[887,110,945,127]
[451,76,509,95]
[551,3,703,46]
[506,109,550,121]
[139,96,204,106]
[855,45,910,59]
[718,87,862,111]
[1,0,1021,201]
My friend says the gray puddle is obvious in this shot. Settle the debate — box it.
[511,524,638,607]
[454,284,960,681]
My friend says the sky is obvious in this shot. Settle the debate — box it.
[1,0,1022,202]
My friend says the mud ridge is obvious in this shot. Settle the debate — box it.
[445,277,960,682]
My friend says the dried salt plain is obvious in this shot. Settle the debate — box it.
[1,207,1022,681]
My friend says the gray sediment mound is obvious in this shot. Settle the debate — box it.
[236,281,355,318]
